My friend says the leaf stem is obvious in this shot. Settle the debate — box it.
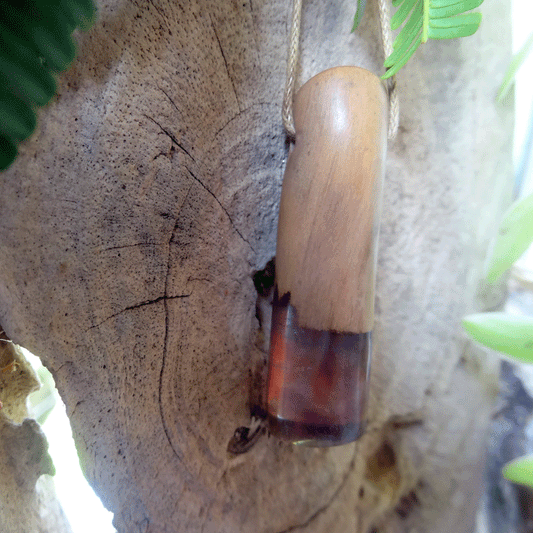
[422,0,429,42]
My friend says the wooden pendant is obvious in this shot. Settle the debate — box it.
[267,66,388,446]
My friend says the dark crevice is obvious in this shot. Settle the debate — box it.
[227,417,266,455]
[213,101,277,139]
[158,289,184,464]
[143,114,195,161]
[152,151,170,162]
[157,195,193,468]
[252,258,275,297]
[395,490,420,519]
[87,294,190,331]
[101,242,163,252]
[56,361,74,374]
[69,400,85,418]
[209,15,241,112]
[158,86,181,115]
[185,167,254,250]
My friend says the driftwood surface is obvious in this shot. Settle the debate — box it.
[0,0,513,532]
[0,339,73,533]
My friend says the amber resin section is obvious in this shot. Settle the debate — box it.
[266,292,371,446]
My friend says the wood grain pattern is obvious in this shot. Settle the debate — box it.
[276,67,388,333]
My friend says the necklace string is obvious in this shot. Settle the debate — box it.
[281,0,303,139]
[282,0,399,141]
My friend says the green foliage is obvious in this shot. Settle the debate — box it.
[462,313,533,363]
[502,456,533,489]
[382,0,484,79]
[463,191,533,489]
[0,0,97,171]
[485,192,533,284]
[351,0,367,31]
[497,30,533,102]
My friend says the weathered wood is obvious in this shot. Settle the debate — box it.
[0,0,513,532]
[0,338,73,533]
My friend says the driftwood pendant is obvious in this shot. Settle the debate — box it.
[267,66,388,446]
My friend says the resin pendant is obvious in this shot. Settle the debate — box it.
[267,66,388,446]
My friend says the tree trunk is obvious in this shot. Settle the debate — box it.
[0,0,513,532]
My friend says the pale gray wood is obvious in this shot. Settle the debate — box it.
[0,0,513,532]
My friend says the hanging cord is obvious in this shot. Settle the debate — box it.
[282,0,303,138]
[282,0,399,141]
[378,0,399,140]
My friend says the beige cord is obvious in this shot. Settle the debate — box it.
[282,0,303,138]
[377,0,399,140]
[282,0,399,141]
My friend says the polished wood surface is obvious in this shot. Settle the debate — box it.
[276,66,388,333]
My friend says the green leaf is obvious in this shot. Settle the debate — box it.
[462,313,533,363]
[60,0,98,32]
[0,0,97,172]
[0,134,17,171]
[429,0,483,18]
[429,11,481,28]
[485,192,533,284]
[385,7,423,68]
[352,0,367,31]
[422,0,429,42]
[383,0,484,78]
[0,24,57,106]
[430,0,480,7]
[497,30,533,103]
[503,456,533,488]
[0,87,37,140]
[391,0,419,30]
[383,34,422,78]
[428,13,481,39]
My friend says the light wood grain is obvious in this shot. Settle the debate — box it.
[276,66,388,332]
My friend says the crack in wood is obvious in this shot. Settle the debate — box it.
[158,214,186,465]
[209,15,242,112]
[276,453,357,533]
[185,167,254,250]
[158,85,181,115]
[143,114,195,161]
[87,294,190,331]
[69,399,85,418]
[157,186,195,467]
[100,242,164,252]
[158,292,185,464]
[213,101,277,139]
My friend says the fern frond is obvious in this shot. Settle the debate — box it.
[383,0,484,79]
[0,0,97,171]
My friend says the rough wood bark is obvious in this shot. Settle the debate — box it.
[0,339,73,533]
[0,0,513,532]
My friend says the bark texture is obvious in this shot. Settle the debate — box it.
[0,0,513,532]
[0,339,73,533]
